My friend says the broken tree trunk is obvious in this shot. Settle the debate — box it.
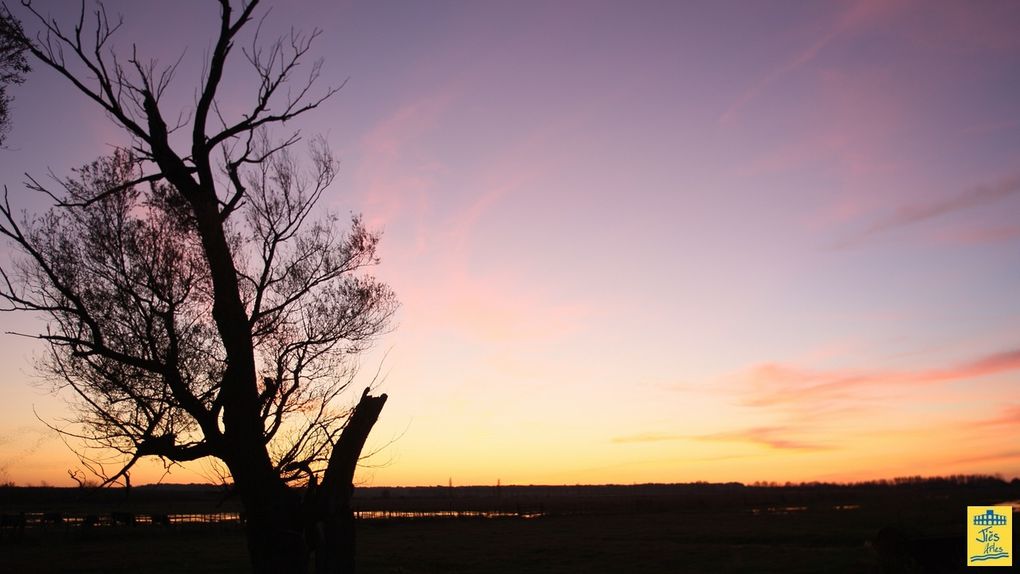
[310,388,388,574]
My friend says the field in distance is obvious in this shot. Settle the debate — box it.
[0,476,1016,573]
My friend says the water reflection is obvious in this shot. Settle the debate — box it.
[355,510,543,520]
[18,509,545,528]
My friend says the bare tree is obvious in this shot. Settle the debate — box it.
[0,2,397,573]
[0,9,29,146]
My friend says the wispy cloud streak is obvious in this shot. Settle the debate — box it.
[719,0,910,125]
[950,450,1020,467]
[612,427,831,451]
[835,174,1020,247]
[865,175,1020,234]
[697,426,832,451]
[719,28,838,126]
[744,347,1020,407]
[968,405,1020,428]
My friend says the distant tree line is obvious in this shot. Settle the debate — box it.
[749,474,1015,489]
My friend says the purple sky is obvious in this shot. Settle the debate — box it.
[1,0,1019,486]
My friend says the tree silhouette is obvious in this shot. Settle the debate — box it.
[0,10,29,146]
[0,2,396,572]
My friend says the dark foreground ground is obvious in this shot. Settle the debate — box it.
[0,478,1016,573]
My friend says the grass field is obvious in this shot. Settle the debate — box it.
[0,511,877,573]
[0,479,1015,572]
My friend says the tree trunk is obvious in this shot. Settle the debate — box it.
[236,388,386,574]
[311,389,388,574]
[243,484,308,574]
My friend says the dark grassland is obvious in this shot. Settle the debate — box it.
[0,478,1016,573]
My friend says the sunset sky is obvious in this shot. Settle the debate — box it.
[1,0,1019,487]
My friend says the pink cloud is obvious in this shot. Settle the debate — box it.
[743,347,1020,408]
[435,280,590,343]
[966,405,1020,429]
[718,27,839,126]
[354,90,456,236]
[697,426,832,451]
[611,427,831,451]
[865,175,1020,235]
[949,450,1020,467]
[827,173,1020,249]
[898,2,1020,54]
[394,90,619,344]
[719,0,914,126]
[930,223,1020,246]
